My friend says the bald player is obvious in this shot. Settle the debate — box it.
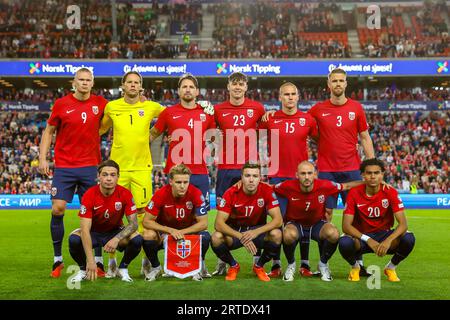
[273,161,365,281]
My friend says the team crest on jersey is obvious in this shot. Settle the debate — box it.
[382,199,389,208]
[148,201,154,210]
[219,198,226,208]
[318,195,325,203]
[257,198,265,208]
[348,112,355,120]
[299,118,306,126]
[200,113,206,122]
[51,187,57,197]
[247,109,254,118]
[115,202,122,211]
[92,105,99,115]
[177,239,191,259]
[138,109,145,117]
[186,201,193,210]
[80,205,86,215]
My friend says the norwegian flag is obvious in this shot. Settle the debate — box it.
[164,234,202,278]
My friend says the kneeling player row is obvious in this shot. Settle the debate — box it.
[68,159,415,283]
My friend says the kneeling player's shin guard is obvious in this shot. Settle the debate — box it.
[119,235,143,269]
[338,236,357,266]
[212,243,236,266]
[283,240,298,265]
[68,234,86,269]
[257,241,280,267]
[320,239,338,264]
[199,231,211,260]
[142,239,161,268]
[391,232,416,266]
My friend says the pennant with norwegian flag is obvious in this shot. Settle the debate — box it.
[164,234,202,278]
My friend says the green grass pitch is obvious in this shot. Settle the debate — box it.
[0,209,449,300]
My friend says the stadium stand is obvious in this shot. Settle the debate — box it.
[357,1,449,57]
[0,0,447,59]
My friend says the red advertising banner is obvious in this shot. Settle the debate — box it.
[164,234,202,278]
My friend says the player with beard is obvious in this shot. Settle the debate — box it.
[150,74,215,234]
[308,68,375,277]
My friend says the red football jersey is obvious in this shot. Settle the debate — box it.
[259,110,317,178]
[154,103,216,174]
[78,185,137,233]
[344,184,405,234]
[214,98,265,169]
[308,98,369,172]
[218,183,279,228]
[47,94,107,168]
[145,184,206,229]
[274,179,342,227]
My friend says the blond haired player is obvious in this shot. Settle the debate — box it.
[100,71,165,277]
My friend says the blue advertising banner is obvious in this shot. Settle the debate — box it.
[0,194,449,210]
[0,100,448,112]
[170,21,199,35]
[264,100,450,111]
[0,59,448,77]
[0,101,52,112]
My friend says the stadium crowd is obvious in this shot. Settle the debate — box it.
[359,1,449,57]
[195,2,351,59]
[0,109,448,195]
[1,86,449,105]
[0,0,447,59]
